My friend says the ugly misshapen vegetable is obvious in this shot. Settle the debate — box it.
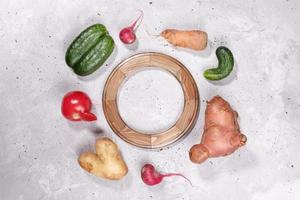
[65,24,115,76]
[61,91,97,121]
[189,96,247,164]
[203,46,234,80]
[119,10,143,44]
[141,164,191,186]
[161,29,208,51]
[78,138,128,180]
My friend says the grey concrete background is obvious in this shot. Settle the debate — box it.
[1,0,300,199]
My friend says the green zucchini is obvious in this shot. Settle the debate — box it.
[65,24,114,76]
[203,46,234,80]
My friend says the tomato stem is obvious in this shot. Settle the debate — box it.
[80,112,97,121]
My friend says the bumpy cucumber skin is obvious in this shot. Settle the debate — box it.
[203,46,234,80]
[73,35,114,76]
[65,24,114,76]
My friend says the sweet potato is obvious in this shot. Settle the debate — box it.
[189,96,247,164]
[161,29,207,51]
[78,138,128,180]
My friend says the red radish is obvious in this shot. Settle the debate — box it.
[61,91,97,121]
[141,164,192,186]
[119,10,143,44]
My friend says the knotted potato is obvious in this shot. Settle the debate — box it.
[189,96,247,164]
[78,138,128,180]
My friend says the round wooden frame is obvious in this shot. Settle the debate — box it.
[102,52,199,149]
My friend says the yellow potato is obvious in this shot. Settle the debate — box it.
[78,138,128,180]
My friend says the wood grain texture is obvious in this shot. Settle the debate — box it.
[102,52,199,148]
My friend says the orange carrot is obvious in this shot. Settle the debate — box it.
[161,29,208,51]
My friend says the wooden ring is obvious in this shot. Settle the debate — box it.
[102,52,199,149]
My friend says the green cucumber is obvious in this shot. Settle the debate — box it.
[65,24,114,76]
[203,46,234,80]
[72,35,114,76]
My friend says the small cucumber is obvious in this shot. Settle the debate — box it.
[72,35,114,76]
[65,24,114,76]
[203,46,234,80]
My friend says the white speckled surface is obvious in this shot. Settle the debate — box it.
[1,0,300,199]
[118,68,184,133]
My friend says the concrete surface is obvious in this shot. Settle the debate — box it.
[1,0,300,199]
[118,68,184,134]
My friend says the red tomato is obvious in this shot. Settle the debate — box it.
[61,91,97,121]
